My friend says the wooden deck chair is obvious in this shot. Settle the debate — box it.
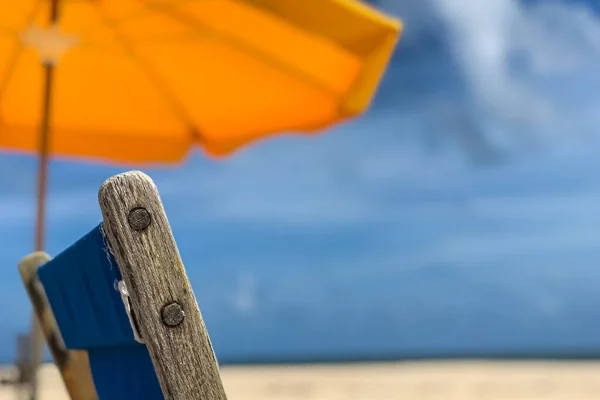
[18,171,227,400]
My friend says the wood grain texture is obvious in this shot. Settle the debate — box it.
[18,252,98,400]
[98,171,227,400]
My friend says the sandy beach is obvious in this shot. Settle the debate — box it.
[2,361,600,399]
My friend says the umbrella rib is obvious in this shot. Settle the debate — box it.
[73,0,196,43]
[82,0,340,98]
[132,0,339,98]
[92,3,207,143]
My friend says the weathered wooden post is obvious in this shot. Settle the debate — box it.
[98,171,227,400]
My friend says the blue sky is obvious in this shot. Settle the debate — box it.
[2,0,600,362]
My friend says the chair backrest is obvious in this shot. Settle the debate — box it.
[30,171,227,400]
[19,251,98,400]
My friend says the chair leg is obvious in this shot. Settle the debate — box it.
[19,252,98,400]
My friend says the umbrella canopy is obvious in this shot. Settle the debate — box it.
[0,0,401,163]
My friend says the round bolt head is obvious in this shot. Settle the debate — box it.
[128,207,151,231]
[161,302,185,327]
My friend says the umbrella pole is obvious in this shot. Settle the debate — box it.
[35,65,54,253]
[29,0,59,396]
[28,62,54,400]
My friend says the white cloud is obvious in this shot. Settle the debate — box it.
[516,2,600,73]
[431,0,547,122]
[429,0,600,145]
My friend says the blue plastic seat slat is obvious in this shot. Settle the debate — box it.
[38,224,163,399]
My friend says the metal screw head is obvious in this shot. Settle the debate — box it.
[128,207,151,231]
[161,302,185,327]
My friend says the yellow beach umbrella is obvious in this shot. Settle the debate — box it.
[2,0,401,161]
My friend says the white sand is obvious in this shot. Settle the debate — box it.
[2,361,600,399]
